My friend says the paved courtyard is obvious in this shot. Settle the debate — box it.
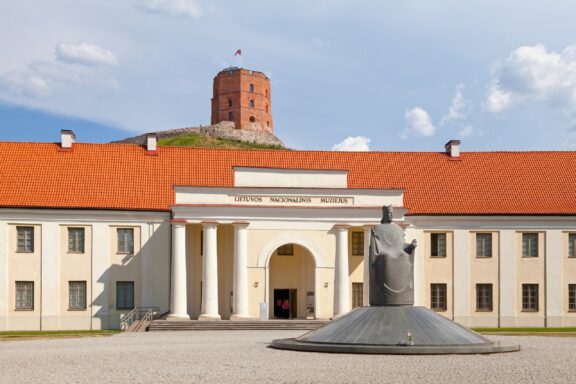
[0,330,574,383]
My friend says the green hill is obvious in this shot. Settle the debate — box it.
[158,132,285,150]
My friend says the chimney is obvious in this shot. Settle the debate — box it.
[146,133,157,153]
[444,139,461,158]
[61,130,76,149]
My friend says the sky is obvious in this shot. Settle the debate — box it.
[1,0,576,152]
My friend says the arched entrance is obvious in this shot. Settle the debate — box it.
[268,243,316,319]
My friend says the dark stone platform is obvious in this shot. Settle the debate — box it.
[271,306,520,354]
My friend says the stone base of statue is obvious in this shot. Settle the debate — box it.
[271,306,519,354]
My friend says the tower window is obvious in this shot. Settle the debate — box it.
[249,84,254,93]
[229,111,234,121]
[266,104,269,113]
[228,99,232,107]
[267,121,270,127]
[266,89,268,97]
[249,99,254,108]
[249,116,256,122]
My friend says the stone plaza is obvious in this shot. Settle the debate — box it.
[0,331,574,383]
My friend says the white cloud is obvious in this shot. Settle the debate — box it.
[0,70,49,97]
[458,125,473,137]
[403,107,436,137]
[56,42,118,66]
[0,42,118,101]
[440,84,467,125]
[139,0,204,18]
[332,136,371,151]
[485,44,576,113]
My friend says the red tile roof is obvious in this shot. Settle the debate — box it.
[1,142,576,215]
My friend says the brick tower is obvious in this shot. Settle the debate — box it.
[211,67,273,133]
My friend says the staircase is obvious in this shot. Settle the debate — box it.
[148,319,329,332]
[120,307,161,332]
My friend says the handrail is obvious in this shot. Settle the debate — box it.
[120,307,160,332]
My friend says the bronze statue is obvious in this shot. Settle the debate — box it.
[369,205,417,306]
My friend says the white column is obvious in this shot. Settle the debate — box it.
[168,221,189,320]
[199,221,221,320]
[0,222,8,331]
[453,230,471,326]
[333,224,350,317]
[41,223,60,330]
[362,225,373,306]
[499,230,516,327]
[231,222,250,320]
[545,230,563,327]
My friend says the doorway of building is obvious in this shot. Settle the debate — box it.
[273,289,297,319]
[268,243,315,319]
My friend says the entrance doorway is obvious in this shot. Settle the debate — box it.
[273,289,297,319]
[268,243,315,319]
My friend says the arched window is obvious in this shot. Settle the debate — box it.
[265,89,268,97]
[266,104,269,113]
[228,99,232,107]
[267,121,270,127]
[249,116,256,122]
[228,111,234,121]
[249,99,254,108]
[249,84,254,93]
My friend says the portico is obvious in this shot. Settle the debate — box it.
[167,167,406,321]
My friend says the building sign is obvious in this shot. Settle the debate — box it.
[230,195,354,206]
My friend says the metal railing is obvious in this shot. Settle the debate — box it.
[120,307,160,332]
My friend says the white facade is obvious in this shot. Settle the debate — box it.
[1,168,576,330]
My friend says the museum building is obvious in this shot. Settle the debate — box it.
[1,68,576,331]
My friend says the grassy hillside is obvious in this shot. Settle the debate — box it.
[158,133,285,150]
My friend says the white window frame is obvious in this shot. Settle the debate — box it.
[16,226,34,253]
[117,228,134,254]
[68,281,87,310]
[15,281,34,310]
[68,227,85,254]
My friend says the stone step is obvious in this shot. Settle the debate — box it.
[148,320,329,332]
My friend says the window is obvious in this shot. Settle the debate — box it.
[569,284,576,312]
[16,226,34,253]
[277,244,294,256]
[228,111,234,121]
[430,233,446,257]
[116,281,134,310]
[249,83,254,92]
[15,281,34,310]
[476,233,492,258]
[430,283,447,311]
[228,99,232,107]
[352,283,363,308]
[68,227,85,253]
[249,99,254,108]
[266,104,269,113]
[522,284,539,312]
[117,228,134,254]
[249,116,256,122]
[569,233,576,258]
[476,284,493,311]
[522,233,538,257]
[69,281,87,310]
[352,232,364,256]
[265,89,268,97]
[200,230,204,256]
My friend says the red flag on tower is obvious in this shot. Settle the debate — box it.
[235,49,242,56]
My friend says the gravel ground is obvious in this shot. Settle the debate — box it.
[0,331,574,384]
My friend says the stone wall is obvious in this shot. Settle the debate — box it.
[112,121,285,147]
